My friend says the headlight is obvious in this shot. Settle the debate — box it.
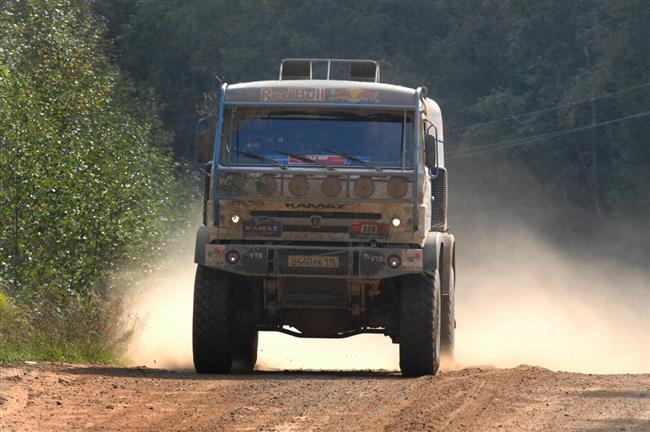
[354,176,375,198]
[230,214,241,224]
[226,250,240,264]
[391,217,401,227]
[387,255,401,268]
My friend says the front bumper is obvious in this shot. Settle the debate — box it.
[202,243,424,279]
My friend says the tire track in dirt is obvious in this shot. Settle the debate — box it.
[1,363,648,431]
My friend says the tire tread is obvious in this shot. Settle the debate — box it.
[192,266,232,373]
[399,272,441,376]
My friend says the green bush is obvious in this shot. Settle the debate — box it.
[0,0,190,362]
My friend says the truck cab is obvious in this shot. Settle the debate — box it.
[193,59,456,376]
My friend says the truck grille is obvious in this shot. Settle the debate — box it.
[281,278,348,308]
[431,168,448,231]
[251,210,381,220]
[283,225,349,233]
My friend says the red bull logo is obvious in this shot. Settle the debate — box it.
[329,88,379,103]
[260,87,325,102]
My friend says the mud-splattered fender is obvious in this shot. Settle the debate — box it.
[423,231,455,274]
[194,225,209,265]
[423,232,443,272]
[440,234,455,295]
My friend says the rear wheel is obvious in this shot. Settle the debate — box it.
[441,266,455,357]
[399,271,441,377]
[192,265,233,373]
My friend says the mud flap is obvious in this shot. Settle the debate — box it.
[423,231,443,272]
[194,225,209,265]
[440,234,455,296]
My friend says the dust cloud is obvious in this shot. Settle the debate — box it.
[454,225,649,374]
[124,236,195,370]
[122,234,399,371]
[124,227,648,374]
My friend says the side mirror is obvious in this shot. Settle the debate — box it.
[195,118,216,165]
[425,134,437,167]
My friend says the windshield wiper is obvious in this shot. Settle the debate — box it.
[236,150,287,170]
[323,148,382,172]
[274,150,334,171]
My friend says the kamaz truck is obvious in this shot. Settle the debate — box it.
[193,59,456,376]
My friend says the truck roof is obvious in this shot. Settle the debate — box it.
[224,80,420,108]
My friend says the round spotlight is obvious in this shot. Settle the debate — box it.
[387,176,408,198]
[391,217,402,227]
[321,175,342,197]
[257,174,277,195]
[387,255,402,269]
[354,176,375,198]
[288,174,309,197]
[226,250,240,264]
[230,214,241,224]
[222,173,245,195]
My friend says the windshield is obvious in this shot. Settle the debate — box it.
[220,107,414,169]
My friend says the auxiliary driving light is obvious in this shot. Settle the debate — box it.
[230,214,241,224]
[391,217,401,227]
[288,174,309,197]
[257,173,277,195]
[387,176,408,198]
[226,250,240,264]
[387,255,402,269]
[354,176,375,198]
[321,175,342,197]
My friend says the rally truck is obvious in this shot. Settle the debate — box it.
[193,59,456,376]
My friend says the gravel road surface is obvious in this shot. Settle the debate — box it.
[1,363,649,431]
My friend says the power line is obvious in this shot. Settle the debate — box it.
[446,109,650,161]
[447,81,650,133]
[447,110,650,160]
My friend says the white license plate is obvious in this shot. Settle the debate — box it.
[288,255,340,268]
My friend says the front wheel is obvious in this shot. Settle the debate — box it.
[231,278,259,373]
[192,265,233,373]
[398,271,441,377]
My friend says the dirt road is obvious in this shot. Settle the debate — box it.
[1,363,648,431]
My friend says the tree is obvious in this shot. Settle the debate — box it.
[0,0,185,359]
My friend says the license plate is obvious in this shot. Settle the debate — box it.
[288,255,340,268]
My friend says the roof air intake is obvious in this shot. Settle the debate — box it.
[280,59,380,83]
[349,60,379,82]
[280,59,312,80]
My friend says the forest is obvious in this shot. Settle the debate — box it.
[1,0,648,361]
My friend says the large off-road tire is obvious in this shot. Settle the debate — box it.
[441,266,455,357]
[399,271,441,377]
[231,279,259,373]
[192,265,233,373]
[232,329,258,373]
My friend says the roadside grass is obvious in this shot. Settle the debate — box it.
[0,291,131,365]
